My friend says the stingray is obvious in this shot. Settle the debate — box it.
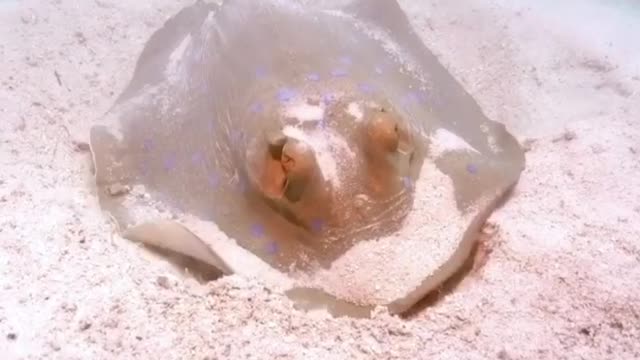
[89,0,525,317]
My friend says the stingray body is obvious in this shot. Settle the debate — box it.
[89,0,525,315]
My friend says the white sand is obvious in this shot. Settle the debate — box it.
[1,0,639,359]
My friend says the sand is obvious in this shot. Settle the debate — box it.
[1,0,639,359]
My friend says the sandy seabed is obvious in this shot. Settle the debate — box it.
[1,0,639,359]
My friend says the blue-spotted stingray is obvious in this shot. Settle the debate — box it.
[89,0,525,317]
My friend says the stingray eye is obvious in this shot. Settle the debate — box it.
[379,107,386,113]
[393,124,399,133]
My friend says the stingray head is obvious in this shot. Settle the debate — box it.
[243,94,420,244]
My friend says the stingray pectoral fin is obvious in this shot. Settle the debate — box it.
[89,125,127,186]
[285,287,374,319]
[89,125,139,227]
[123,220,234,275]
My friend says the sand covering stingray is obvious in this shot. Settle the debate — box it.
[89,0,525,316]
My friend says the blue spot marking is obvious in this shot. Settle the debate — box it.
[191,152,204,165]
[322,93,337,104]
[402,176,413,190]
[358,83,374,94]
[331,68,348,77]
[311,219,325,232]
[316,117,327,130]
[249,102,263,113]
[405,91,420,103]
[266,242,279,255]
[163,154,177,171]
[306,73,320,81]
[255,67,268,79]
[466,163,478,174]
[251,223,265,238]
[207,172,219,188]
[142,139,153,151]
[277,87,296,102]
[237,176,249,193]
[339,56,352,65]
